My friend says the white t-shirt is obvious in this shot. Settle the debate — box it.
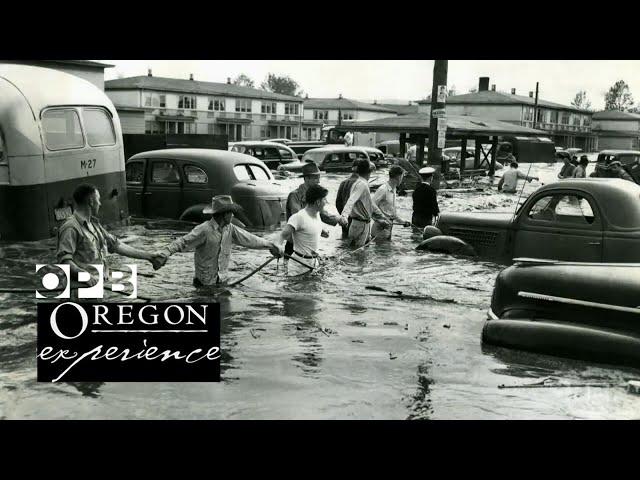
[287,208,322,257]
[501,168,527,192]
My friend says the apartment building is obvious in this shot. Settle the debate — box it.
[591,110,640,150]
[301,96,397,140]
[104,71,304,141]
[417,77,597,151]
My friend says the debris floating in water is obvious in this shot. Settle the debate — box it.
[389,353,397,360]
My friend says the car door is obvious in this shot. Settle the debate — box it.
[180,163,211,214]
[322,153,342,172]
[512,191,603,262]
[262,146,282,169]
[143,159,183,219]
[125,159,147,216]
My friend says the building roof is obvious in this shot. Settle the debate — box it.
[416,90,588,113]
[105,75,302,102]
[303,98,397,113]
[340,113,547,137]
[377,103,420,115]
[592,110,640,121]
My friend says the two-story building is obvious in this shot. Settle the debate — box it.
[104,71,304,141]
[417,77,597,151]
[591,110,640,150]
[301,96,397,140]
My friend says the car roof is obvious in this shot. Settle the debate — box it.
[535,179,640,229]
[231,141,295,151]
[599,150,640,155]
[303,145,369,154]
[128,148,267,166]
[358,147,383,153]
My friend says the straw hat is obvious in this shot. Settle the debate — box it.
[203,195,244,215]
[419,166,436,175]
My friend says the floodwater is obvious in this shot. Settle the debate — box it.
[1,160,639,419]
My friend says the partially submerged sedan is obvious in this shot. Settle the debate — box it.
[126,149,288,227]
[277,145,373,173]
[484,260,640,368]
[436,179,640,264]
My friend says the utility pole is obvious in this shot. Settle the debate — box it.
[427,60,448,190]
[533,82,539,129]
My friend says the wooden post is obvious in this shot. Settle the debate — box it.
[416,136,425,167]
[427,59,448,190]
[399,133,407,158]
[489,136,497,176]
[460,138,467,174]
[474,140,481,169]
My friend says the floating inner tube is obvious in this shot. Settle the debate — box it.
[483,319,640,369]
[416,235,477,256]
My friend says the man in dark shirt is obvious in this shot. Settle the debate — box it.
[412,166,440,228]
[557,156,576,179]
[336,160,360,238]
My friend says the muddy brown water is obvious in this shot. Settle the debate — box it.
[1,161,639,419]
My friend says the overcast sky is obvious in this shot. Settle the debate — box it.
[101,60,640,111]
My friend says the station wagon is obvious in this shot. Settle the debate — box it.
[229,141,297,170]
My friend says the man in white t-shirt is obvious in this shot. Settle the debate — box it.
[277,184,329,275]
[498,161,538,193]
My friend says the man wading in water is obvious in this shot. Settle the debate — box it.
[338,159,390,248]
[154,195,281,287]
[372,165,411,240]
[335,160,360,238]
[57,183,165,286]
[284,162,340,271]
[412,167,440,229]
[276,184,331,275]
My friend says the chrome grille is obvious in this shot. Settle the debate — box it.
[448,227,498,248]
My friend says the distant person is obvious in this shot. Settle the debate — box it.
[557,155,576,179]
[498,162,539,193]
[372,165,411,240]
[335,160,360,238]
[339,159,390,247]
[344,131,354,147]
[412,166,440,228]
[572,157,589,178]
[57,184,165,286]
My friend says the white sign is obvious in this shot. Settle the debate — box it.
[437,130,446,149]
[431,108,446,118]
[437,85,448,103]
[437,117,447,131]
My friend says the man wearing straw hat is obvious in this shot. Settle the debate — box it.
[371,165,411,240]
[154,195,281,287]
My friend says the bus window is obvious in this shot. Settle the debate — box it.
[83,108,116,147]
[42,109,84,150]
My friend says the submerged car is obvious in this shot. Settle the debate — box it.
[592,150,640,183]
[484,260,640,369]
[228,141,298,170]
[277,146,373,173]
[436,179,640,264]
[126,149,288,227]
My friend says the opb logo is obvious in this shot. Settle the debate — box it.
[35,264,137,299]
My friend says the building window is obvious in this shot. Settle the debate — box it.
[261,102,277,114]
[314,110,329,121]
[144,94,152,107]
[561,112,571,125]
[159,95,166,108]
[341,111,354,120]
[178,95,197,109]
[145,93,164,108]
[235,99,252,112]
[549,110,559,124]
[208,97,225,111]
[583,116,591,126]
[260,127,267,138]
[285,103,300,115]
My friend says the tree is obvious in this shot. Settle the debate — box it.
[571,90,592,111]
[260,73,304,96]
[604,80,634,111]
[232,74,255,88]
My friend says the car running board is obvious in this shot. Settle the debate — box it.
[517,291,640,314]
[513,257,640,267]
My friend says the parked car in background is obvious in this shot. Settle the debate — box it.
[592,150,640,183]
[126,149,288,227]
[229,141,298,170]
[436,179,640,264]
[278,146,374,173]
[375,140,401,157]
[359,147,389,169]
[263,138,291,144]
